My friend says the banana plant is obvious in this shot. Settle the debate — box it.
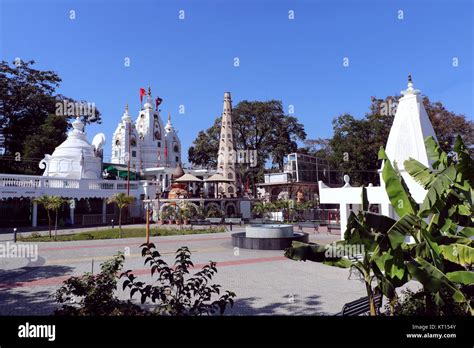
[285,135,473,315]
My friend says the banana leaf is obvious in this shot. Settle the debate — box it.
[406,257,467,303]
[458,227,474,238]
[425,136,448,170]
[284,241,352,268]
[378,147,417,217]
[404,158,435,189]
[439,244,474,267]
[446,271,474,285]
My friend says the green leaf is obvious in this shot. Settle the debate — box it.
[439,244,474,267]
[323,258,352,268]
[425,136,448,170]
[364,212,397,234]
[458,227,474,238]
[406,257,467,303]
[404,158,434,189]
[378,147,416,217]
[446,271,474,285]
[284,241,330,262]
[386,213,419,249]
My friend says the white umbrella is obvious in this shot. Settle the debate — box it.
[205,173,233,182]
[174,173,203,183]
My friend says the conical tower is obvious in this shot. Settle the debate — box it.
[381,75,438,202]
[217,92,238,196]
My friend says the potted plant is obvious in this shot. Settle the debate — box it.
[180,204,192,225]
[206,206,223,224]
[175,208,182,225]
[163,205,175,225]
[158,210,166,225]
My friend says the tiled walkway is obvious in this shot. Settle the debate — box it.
[0,229,367,315]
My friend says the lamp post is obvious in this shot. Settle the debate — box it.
[145,196,150,244]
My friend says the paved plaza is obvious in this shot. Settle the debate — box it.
[0,227,368,315]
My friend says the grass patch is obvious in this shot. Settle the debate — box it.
[18,226,226,242]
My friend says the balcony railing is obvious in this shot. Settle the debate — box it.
[0,173,142,197]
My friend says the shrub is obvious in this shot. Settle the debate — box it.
[121,243,236,315]
[54,253,145,316]
[384,288,472,316]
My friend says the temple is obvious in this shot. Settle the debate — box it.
[0,90,250,228]
[318,76,438,238]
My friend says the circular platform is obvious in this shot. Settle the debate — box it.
[245,224,294,238]
[231,231,309,250]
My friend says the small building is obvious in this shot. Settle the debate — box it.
[257,153,332,202]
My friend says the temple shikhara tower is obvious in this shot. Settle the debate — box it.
[111,87,181,171]
[217,92,239,196]
[318,76,439,238]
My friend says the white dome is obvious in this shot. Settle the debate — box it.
[40,117,102,179]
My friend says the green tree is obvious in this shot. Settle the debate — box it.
[188,100,306,191]
[107,193,134,238]
[0,60,101,174]
[34,195,66,239]
[188,118,221,168]
[34,195,55,238]
[50,196,67,241]
[22,114,68,174]
[305,96,474,186]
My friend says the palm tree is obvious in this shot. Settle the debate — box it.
[34,195,55,238]
[50,196,67,240]
[107,193,134,238]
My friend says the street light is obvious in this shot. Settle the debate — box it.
[145,196,150,244]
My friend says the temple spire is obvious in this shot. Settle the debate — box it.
[122,103,131,122]
[401,74,420,96]
[217,91,238,196]
[165,113,173,133]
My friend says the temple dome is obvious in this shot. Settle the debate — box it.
[40,117,103,179]
[171,164,185,180]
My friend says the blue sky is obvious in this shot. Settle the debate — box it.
[1,0,472,164]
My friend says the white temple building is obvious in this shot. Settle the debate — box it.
[318,76,438,238]
[0,89,248,228]
[40,117,104,179]
[111,87,182,171]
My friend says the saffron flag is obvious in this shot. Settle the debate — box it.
[139,88,146,103]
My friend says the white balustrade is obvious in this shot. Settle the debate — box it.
[0,173,143,199]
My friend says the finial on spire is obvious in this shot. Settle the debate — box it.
[125,103,129,113]
[401,74,420,96]
[168,113,171,123]
[148,86,151,96]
